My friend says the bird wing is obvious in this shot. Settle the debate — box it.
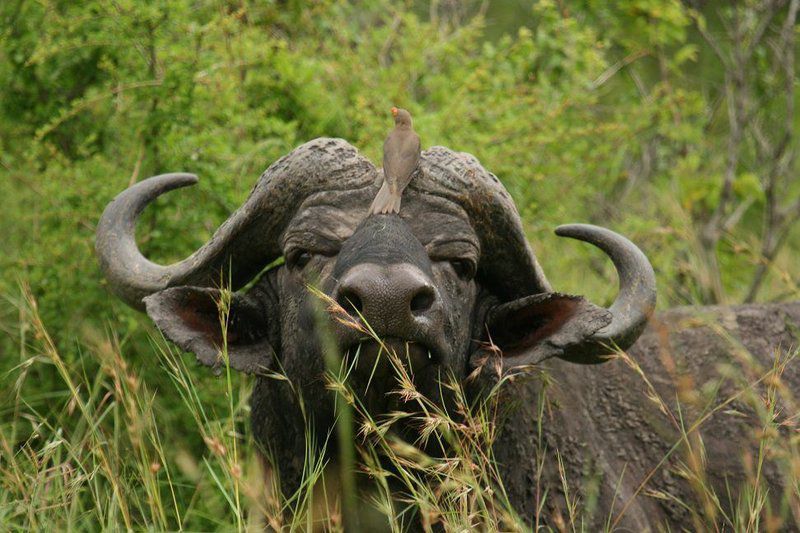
[383,130,420,190]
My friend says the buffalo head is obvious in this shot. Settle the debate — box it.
[96,137,656,483]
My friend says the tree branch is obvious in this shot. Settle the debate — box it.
[744,0,784,61]
[744,0,799,302]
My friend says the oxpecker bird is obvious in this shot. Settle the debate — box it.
[370,107,421,214]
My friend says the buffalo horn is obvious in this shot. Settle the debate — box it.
[554,223,657,362]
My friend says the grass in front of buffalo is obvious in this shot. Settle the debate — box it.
[1,284,799,531]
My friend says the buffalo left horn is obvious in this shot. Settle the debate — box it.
[554,223,657,363]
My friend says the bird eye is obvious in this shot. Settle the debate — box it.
[449,259,476,280]
[287,250,313,270]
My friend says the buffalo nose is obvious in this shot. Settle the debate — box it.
[335,264,438,331]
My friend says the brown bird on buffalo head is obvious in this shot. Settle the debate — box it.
[370,107,421,214]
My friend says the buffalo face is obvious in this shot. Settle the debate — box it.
[194,181,480,419]
[280,195,481,412]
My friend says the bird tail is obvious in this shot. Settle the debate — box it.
[370,182,402,214]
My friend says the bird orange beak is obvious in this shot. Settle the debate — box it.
[391,107,399,117]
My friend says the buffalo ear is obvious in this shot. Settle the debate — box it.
[144,286,275,374]
[476,292,613,368]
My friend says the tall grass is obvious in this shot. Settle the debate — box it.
[1,283,799,531]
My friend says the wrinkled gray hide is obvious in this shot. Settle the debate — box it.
[496,302,800,530]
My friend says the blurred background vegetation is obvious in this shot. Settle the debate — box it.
[1,0,799,529]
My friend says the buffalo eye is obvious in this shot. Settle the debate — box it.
[449,259,476,280]
[287,249,313,270]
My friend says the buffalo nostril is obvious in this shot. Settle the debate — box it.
[337,290,364,317]
[410,286,435,315]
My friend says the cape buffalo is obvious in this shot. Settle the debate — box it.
[96,138,798,530]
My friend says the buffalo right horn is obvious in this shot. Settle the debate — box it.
[95,138,377,310]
